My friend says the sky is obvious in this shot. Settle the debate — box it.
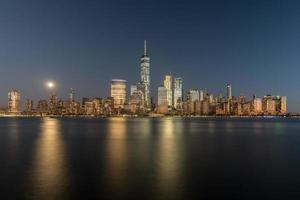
[0,0,299,112]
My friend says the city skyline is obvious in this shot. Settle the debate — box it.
[0,0,298,111]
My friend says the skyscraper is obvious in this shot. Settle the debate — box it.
[140,40,151,109]
[130,85,137,96]
[157,85,168,114]
[8,90,21,113]
[25,99,33,113]
[174,77,183,109]
[280,96,287,114]
[69,88,75,102]
[163,74,173,107]
[49,93,58,115]
[111,79,127,108]
[227,84,232,100]
[187,89,200,102]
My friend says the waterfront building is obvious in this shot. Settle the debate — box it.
[140,40,151,108]
[195,100,202,115]
[69,88,75,102]
[37,100,48,113]
[233,102,243,116]
[157,86,168,114]
[263,95,276,115]
[49,93,58,115]
[185,89,200,115]
[280,96,287,114]
[8,90,21,113]
[202,100,209,115]
[163,74,173,107]
[173,77,183,109]
[103,97,114,116]
[242,102,251,115]
[129,90,144,114]
[111,79,127,109]
[200,90,204,101]
[25,99,33,113]
[252,97,262,115]
[84,101,94,115]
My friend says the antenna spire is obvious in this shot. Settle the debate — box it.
[144,40,147,56]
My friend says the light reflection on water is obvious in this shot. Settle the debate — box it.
[105,117,129,192]
[0,118,299,199]
[27,118,69,199]
[156,118,184,199]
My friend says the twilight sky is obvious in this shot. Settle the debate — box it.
[0,0,299,112]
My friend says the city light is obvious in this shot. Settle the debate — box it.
[1,41,288,117]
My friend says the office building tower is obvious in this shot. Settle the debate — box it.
[69,88,75,102]
[252,97,262,114]
[262,95,276,115]
[37,100,48,113]
[200,90,204,101]
[157,86,168,114]
[163,74,173,107]
[25,99,33,112]
[49,93,58,114]
[227,84,232,100]
[130,85,138,96]
[280,96,287,114]
[173,77,183,109]
[8,90,21,113]
[140,40,151,108]
[111,79,127,108]
[187,89,200,102]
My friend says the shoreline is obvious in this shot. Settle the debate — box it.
[0,114,296,119]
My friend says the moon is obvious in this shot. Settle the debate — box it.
[47,81,55,89]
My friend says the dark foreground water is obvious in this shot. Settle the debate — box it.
[1,117,300,199]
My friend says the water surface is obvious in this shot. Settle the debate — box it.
[1,117,300,199]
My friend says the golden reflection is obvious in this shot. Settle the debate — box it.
[28,118,68,199]
[105,117,128,190]
[156,118,183,198]
[8,119,20,157]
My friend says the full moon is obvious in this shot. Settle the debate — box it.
[47,81,55,88]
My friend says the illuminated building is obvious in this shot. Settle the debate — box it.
[187,89,200,102]
[111,79,127,108]
[84,101,94,115]
[252,97,262,115]
[157,86,168,114]
[49,93,58,115]
[202,100,209,115]
[163,74,173,107]
[8,90,21,113]
[25,99,33,113]
[242,102,251,115]
[173,77,183,109]
[280,96,287,114]
[69,88,75,102]
[130,85,137,96]
[233,102,243,115]
[185,89,200,114]
[263,95,276,115]
[200,90,204,101]
[140,40,151,108]
[129,90,144,114]
[37,100,48,113]
[227,84,232,100]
